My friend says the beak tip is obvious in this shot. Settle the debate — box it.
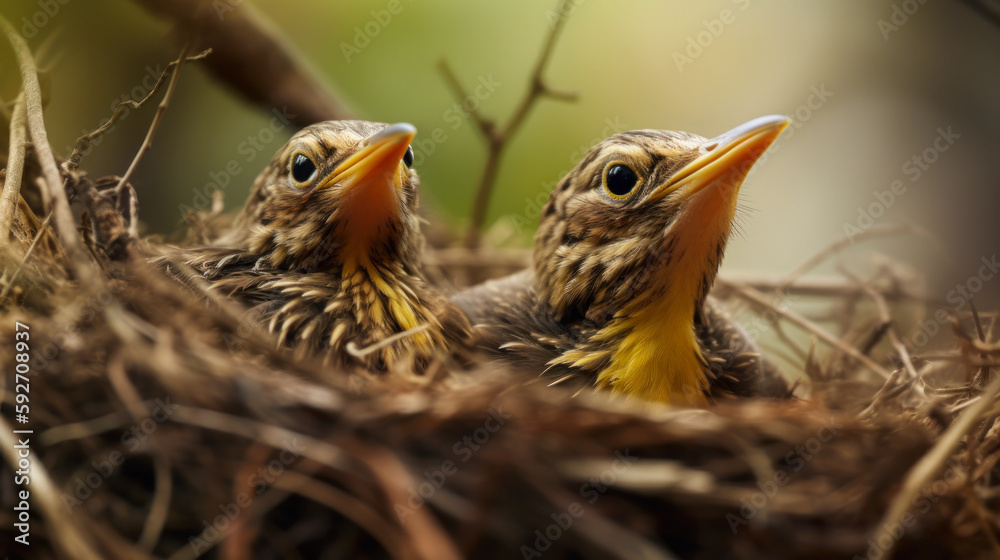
[384,122,417,137]
[745,114,792,135]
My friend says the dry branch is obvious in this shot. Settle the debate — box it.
[64,49,212,172]
[443,0,578,248]
[1,15,96,285]
[131,0,352,127]
[113,44,193,194]
[0,93,25,241]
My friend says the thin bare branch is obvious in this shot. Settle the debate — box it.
[775,224,935,292]
[873,372,1000,557]
[131,0,351,127]
[64,49,212,171]
[114,44,193,194]
[0,414,105,560]
[1,15,97,284]
[447,0,579,248]
[345,324,430,359]
[724,280,893,379]
[0,93,25,241]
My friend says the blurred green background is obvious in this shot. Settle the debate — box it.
[1,0,998,306]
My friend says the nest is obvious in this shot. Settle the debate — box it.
[1,168,999,560]
[2,5,1000,559]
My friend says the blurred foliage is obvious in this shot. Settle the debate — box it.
[0,0,998,305]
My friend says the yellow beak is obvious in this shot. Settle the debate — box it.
[317,122,416,194]
[651,115,790,201]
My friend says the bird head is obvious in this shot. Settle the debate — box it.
[231,120,420,274]
[534,116,790,323]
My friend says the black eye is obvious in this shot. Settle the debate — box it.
[403,145,414,168]
[291,153,317,185]
[604,163,640,198]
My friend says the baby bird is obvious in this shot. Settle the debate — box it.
[454,116,792,405]
[163,121,473,373]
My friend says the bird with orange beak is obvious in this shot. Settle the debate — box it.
[454,116,792,405]
[164,121,473,373]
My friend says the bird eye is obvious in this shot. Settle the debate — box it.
[603,163,641,199]
[290,153,317,186]
[403,145,414,168]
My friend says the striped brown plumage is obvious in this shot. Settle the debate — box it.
[159,120,473,373]
[454,118,792,404]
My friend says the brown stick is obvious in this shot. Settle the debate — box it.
[0,414,105,560]
[0,93,25,242]
[130,0,351,127]
[114,44,192,193]
[1,16,97,284]
[872,372,1000,557]
[446,0,578,248]
[723,280,894,379]
[64,49,212,171]
[774,224,935,292]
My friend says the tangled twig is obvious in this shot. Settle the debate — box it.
[442,0,578,249]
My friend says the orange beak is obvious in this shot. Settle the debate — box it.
[650,115,790,202]
[317,122,416,196]
[314,123,417,266]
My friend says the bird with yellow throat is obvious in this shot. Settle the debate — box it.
[454,116,792,405]
[161,121,474,373]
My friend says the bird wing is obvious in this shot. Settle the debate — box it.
[452,269,587,380]
[697,297,790,399]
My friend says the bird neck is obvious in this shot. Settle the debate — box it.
[592,287,709,406]
[340,254,437,354]
[587,197,734,406]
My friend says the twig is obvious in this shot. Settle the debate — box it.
[64,49,212,171]
[0,94,26,241]
[969,300,993,386]
[843,268,926,419]
[845,267,921,381]
[130,0,351,127]
[447,0,578,248]
[724,281,893,379]
[775,224,933,293]
[113,44,192,194]
[270,471,420,560]
[0,415,105,560]
[0,212,53,301]
[872,372,1000,557]
[345,324,430,359]
[107,353,172,553]
[0,16,97,284]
